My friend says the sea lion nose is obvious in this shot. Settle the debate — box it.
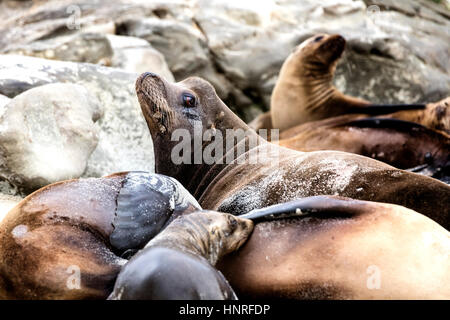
[136,72,160,88]
[142,72,159,79]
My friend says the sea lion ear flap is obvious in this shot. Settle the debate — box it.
[110,172,199,254]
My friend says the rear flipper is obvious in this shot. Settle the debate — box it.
[109,172,201,255]
[343,117,427,130]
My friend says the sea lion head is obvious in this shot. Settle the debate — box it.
[200,210,254,257]
[147,210,254,265]
[289,34,346,75]
[136,72,229,136]
[426,97,450,133]
[136,72,250,180]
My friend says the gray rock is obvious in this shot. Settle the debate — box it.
[193,0,450,112]
[4,32,114,65]
[107,34,175,81]
[0,83,101,191]
[0,54,155,180]
[0,94,10,114]
[120,17,236,103]
[0,194,23,224]
[0,0,448,122]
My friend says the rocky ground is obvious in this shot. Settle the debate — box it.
[0,0,449,216]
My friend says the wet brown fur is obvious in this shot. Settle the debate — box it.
[136,72,450,229]
[0,174,128,299]
[278,114,450,171]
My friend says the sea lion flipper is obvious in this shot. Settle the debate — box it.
[343,117,427,130]
[109,172,200,253]
[352,104,426,115]
[240,196,366,222]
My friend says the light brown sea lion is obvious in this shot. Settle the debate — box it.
[0,172,200,299]
[136,72,450,229]
[109,211,253,300]
[277,116,450,179]
[253,34,449,132]
[109,195,450,300]
[220,196,450,299]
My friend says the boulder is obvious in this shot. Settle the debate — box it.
[0,194,22,224]
[0,55,155,179]
[0,0,448,122]
[3,32,113,65]
[0,83,101,191]
[106,34,175,81]
[0,94,10,113]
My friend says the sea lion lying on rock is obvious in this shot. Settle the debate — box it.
[109,211,253,300]
[277,116,450,179]
[136,72,450,229]
[250,34,449,133]
[0,172,200,299]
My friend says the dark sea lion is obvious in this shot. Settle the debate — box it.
[219,196,450,299]
[256,33,449,132]
[0,171,200,299]
[277,116,450,177]
[136,72,450,229]
[109,211,253,300]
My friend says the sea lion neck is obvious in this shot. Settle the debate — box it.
[136,73,264,198]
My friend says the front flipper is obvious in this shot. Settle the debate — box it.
[239,196,368,222]
[348,104,425,115]
[343,117,427,130]
[109,172,201,254]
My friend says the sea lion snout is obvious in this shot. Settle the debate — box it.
[136,72,173,134]
[317,34,346,63]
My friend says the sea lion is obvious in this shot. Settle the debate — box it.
[255,33,449,132]
[109,196,450,299]
[277,116,450,178]
[0,171,200,299]
[109,211,253,300]
[136,72,450,229]
[219,196,450,299]
[382,97,450,134]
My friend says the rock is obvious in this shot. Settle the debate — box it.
[0,194,22,224]
[0,0,448,122]
[0,54,155,179]
[3,32,113,65]
[119,17,237,104]
[0,94,10,113]
[193,0,450,111]
[107,34,174,81]
[0,83,101,191]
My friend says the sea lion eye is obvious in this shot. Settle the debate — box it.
[227,216,238,231]
[182,93,196,108]
[314,36,324,42]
